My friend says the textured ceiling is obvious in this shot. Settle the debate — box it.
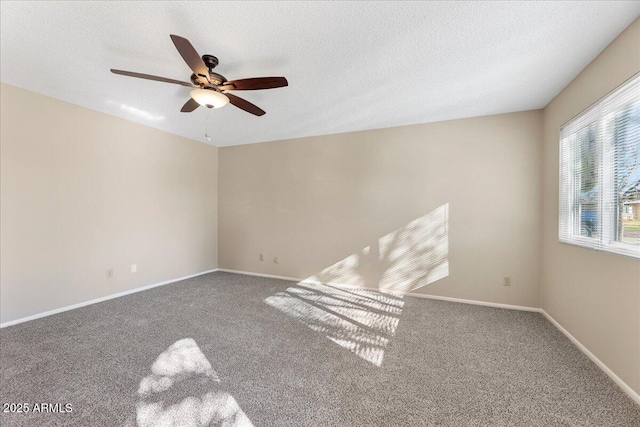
[1,1,639,147]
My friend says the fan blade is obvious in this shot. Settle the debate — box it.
[111,69,196,87]
[170,34,210,83]
[180,98,200,113]
[219,77,288,91]
[226,93,266,116]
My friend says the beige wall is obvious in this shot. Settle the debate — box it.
[0,83,219,323]
[220,110,543,308]
[541,18,640,394]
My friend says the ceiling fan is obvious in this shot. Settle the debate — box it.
[111,34,288,116]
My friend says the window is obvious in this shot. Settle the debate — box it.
[559,73,640,259]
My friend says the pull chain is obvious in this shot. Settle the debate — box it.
[205,109,211,142]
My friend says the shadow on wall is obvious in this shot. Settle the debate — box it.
[124,338,253,427]
[265,204,450,366]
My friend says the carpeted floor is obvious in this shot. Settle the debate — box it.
[1,271,639,426]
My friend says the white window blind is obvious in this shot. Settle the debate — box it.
[559,73,640,259]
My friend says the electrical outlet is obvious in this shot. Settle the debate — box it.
[106,269,114,279]
[131,264,137,273]
[503,276,511,286]
[273,256,279,264]
[259,253,264,262]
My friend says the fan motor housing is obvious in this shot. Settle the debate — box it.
[191,55,227,86]
[191,72,227,86]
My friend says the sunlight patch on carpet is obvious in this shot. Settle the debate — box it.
[125,338,253,427]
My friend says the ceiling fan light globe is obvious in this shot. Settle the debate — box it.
[190,89,229,108]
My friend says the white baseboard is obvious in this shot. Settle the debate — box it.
[217,268,541,311]
[0,268,219,328]
[540,310,640,406]
[218,268,300,283]
[400,292,542,312]
[219,268,639,404]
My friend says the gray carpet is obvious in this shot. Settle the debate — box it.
[1,271,639,426]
